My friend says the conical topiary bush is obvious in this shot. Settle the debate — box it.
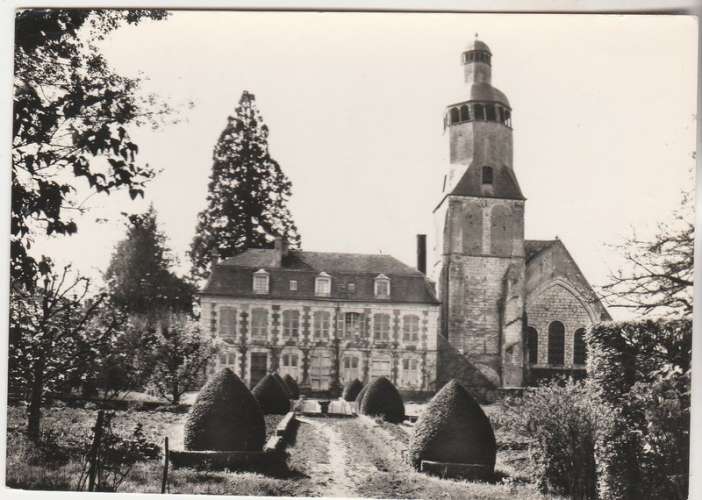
[252,374,291,415]
[358,376,405,423]
[184,368,266,451]
[408,379,496,473]
[283,374,300,399]
[355,382,369,407]
[342,378,363,402]
[273,372,292,398]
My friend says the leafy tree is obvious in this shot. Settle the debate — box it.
[146,314,216,404]
[12,9,171,290]
[8,262,119,440]
[189,91,301,280]
[88,314,160,400]
[600,190,693,317]
[105,205,195,317]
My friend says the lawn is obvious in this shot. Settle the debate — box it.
[6,401,553,498]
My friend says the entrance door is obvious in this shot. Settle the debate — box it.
[250,352,268,388]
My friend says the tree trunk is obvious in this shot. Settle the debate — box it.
[171,379,179,405]
[27,357,44,441]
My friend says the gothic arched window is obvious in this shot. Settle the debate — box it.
[527,326,538,364]
[450,107,460,124]
[547,321,565,366]
[574,328,587,365]
[460,104,470,122]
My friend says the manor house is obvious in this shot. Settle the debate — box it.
[199,38,610,398]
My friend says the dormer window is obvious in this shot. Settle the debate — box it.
[482,166,494,185]
[315,272,331,297]
[253,269,269,294]
[374,274,391,298]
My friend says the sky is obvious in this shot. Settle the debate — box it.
[28,11,697,319]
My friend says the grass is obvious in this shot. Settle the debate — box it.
[6,399,552,498]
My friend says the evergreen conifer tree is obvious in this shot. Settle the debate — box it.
[189,91,301,280]
[105,204,194,316]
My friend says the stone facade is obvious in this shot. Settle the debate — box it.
[200,296,439,396]
[432,39,609,399]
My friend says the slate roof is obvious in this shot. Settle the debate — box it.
[524,239,557,263]
[450,164,525,200]
[465,39,491,53]
[203,250,439,305]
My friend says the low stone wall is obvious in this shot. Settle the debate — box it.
[169,411,298,471]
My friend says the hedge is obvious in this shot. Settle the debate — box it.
[272,372,292,398]
[408,379,495,472]
[589,318,691,500]
[358,376,405,423]
[283,374,300,399]
[342,379,363,402]
[252,374,291,415]
[184,368,265,452]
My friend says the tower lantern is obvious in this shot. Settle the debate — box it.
[462,38,492,85]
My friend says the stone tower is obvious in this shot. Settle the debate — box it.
[432,38,526,395]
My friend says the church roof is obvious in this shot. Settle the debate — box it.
[202,249,439,304]
[468,83,510,107]
[450,164,525,200]
[465,39,491,53]
[524,239,557,262]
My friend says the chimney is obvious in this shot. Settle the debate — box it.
[273,236,288,267]
[416,234,427,275]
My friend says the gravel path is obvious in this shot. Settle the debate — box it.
[296,416,356,498]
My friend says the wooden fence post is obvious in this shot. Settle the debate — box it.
[161,436,169,494]
[87,410,105,492]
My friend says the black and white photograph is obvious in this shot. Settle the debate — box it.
[2,4,698,499]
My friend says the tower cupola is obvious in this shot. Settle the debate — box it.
[462,38,492,84]
[441,38,522,199]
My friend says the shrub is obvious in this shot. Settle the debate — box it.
[355,383,369,406]
[77,411,160,492]
[358,376,405,423]
[283,374,300,399]
[252,374,291,415]
[342,379,363,402]
[499,378,608,499]
[272,372,292,398]
[409,380,496,472]
[589,318,691,500]
[184,368,265,451]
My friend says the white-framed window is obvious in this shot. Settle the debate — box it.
[401,357,420,387]
[289,280,298,291]
[341,355,360,383]
[315,272,332,296]
[219,307,237,339]
[344,312,363,338]
[402,315,420,342]
[282,310,300,337]
[282,353,299,367]
[253,269,269,294]
[251,308,268,338]
[313,310,331,339]
[219,351,237,370]
[374,274,391,298]
[373,313,391,341]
